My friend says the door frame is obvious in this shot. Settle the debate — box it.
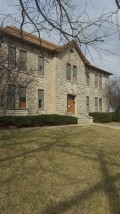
[67,94,76,114]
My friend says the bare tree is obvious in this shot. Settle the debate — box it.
[109,76,120,112]
[0,26,35,113]
[15,0,120,56]
[0,1,120,114]
[1,1,120,54]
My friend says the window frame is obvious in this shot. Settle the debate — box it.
[8,46,16,69]
[99,98,102,112]
[99,76,102,89]
[86,96,89,113]
[86,72,90,86]
[38,89,44,110]
[7,85,15,109]
[19,49,27,71]
[95,97,98,112]
[66,63,71,81]
[95,74,98,88]
[73,65,77,82]
[38,56,44,76]
[19,87,26,109]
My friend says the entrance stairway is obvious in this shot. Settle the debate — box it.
[78,113,93,124]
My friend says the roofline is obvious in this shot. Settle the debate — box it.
[0,26,59,53]
[0,26,112,75]
[85,63,113,76]
[59,40,90,64]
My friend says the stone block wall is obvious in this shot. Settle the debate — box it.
[55,46,86,117]
[0,38,110,119]
[85,67,109,113]
[1,39,55,116]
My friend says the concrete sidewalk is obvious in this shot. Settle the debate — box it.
[92,123,120,130]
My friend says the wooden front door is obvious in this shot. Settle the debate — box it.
[67,95,75,114]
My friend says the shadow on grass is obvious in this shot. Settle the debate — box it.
[41,150,120,214]
[0,128,120,214]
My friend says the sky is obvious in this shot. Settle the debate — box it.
[0,0,120,76]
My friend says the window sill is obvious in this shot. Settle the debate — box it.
[18,108,28,110]
[7,109,28,110]
[38,74,45,78]
[66,80,78,84]
[72,81,78,84]
[95,88,102,90]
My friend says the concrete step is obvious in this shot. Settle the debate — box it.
[78,117,93,124]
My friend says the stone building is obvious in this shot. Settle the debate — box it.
[0,27,112,123]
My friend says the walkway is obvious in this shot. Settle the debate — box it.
[92,123,120,130]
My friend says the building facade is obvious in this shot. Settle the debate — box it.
[0,27,112,123]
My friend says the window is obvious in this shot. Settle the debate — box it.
[38,89,44,109]
[7,85,15,109]
[95,74,98,88]
[86,72,90,86]
[95,97,98,112]
[73,66,77,82]
[99,98,102,112]
[19,87,26,109]
[19,50,27,70]
[99,76,102,89]
[66,64,71,80]
[8,46,16,69]
[86,96,89,113]
[38,56,44,76]
[0,78,2,107]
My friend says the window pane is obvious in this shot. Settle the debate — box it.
[38,89,44,109]
[66,64,71,80]
[99,98,102,112]
[86,72,90,86]
[19,50,27,70]
[38,56,44,75]
[95,75,98,88]
[8,47,16,69]
[99,76,102,89]
[7,85,15,109]
[73,66,77,82]
[19,87,26,109]
[86,96,89,113]
[95,97,98,112]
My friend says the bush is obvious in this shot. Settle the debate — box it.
[89,112,113,123]
[0,114,78,128]
[89,112,120,123]
[112,112,120,122]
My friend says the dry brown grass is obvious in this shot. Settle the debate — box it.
[0,125,120,214]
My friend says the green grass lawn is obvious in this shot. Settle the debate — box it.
[0,125,120,214]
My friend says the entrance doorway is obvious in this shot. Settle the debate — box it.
[67,94,75,114]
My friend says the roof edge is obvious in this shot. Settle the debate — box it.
[85,63,113,76]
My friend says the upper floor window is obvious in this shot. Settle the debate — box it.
[19,50,27,70]
[99,98,102,112]
[66,63,71,81]
[86,96,89,113]
[95,97,98,112]
[95,74,98,88]
[7,85,15,109]
[38,89,44,110]
[8,46,16,69]
[19,87,26,109]
[99,76,102,89]
[38,56,44,76]
[86,72,90,86]
[73,66,77,82]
